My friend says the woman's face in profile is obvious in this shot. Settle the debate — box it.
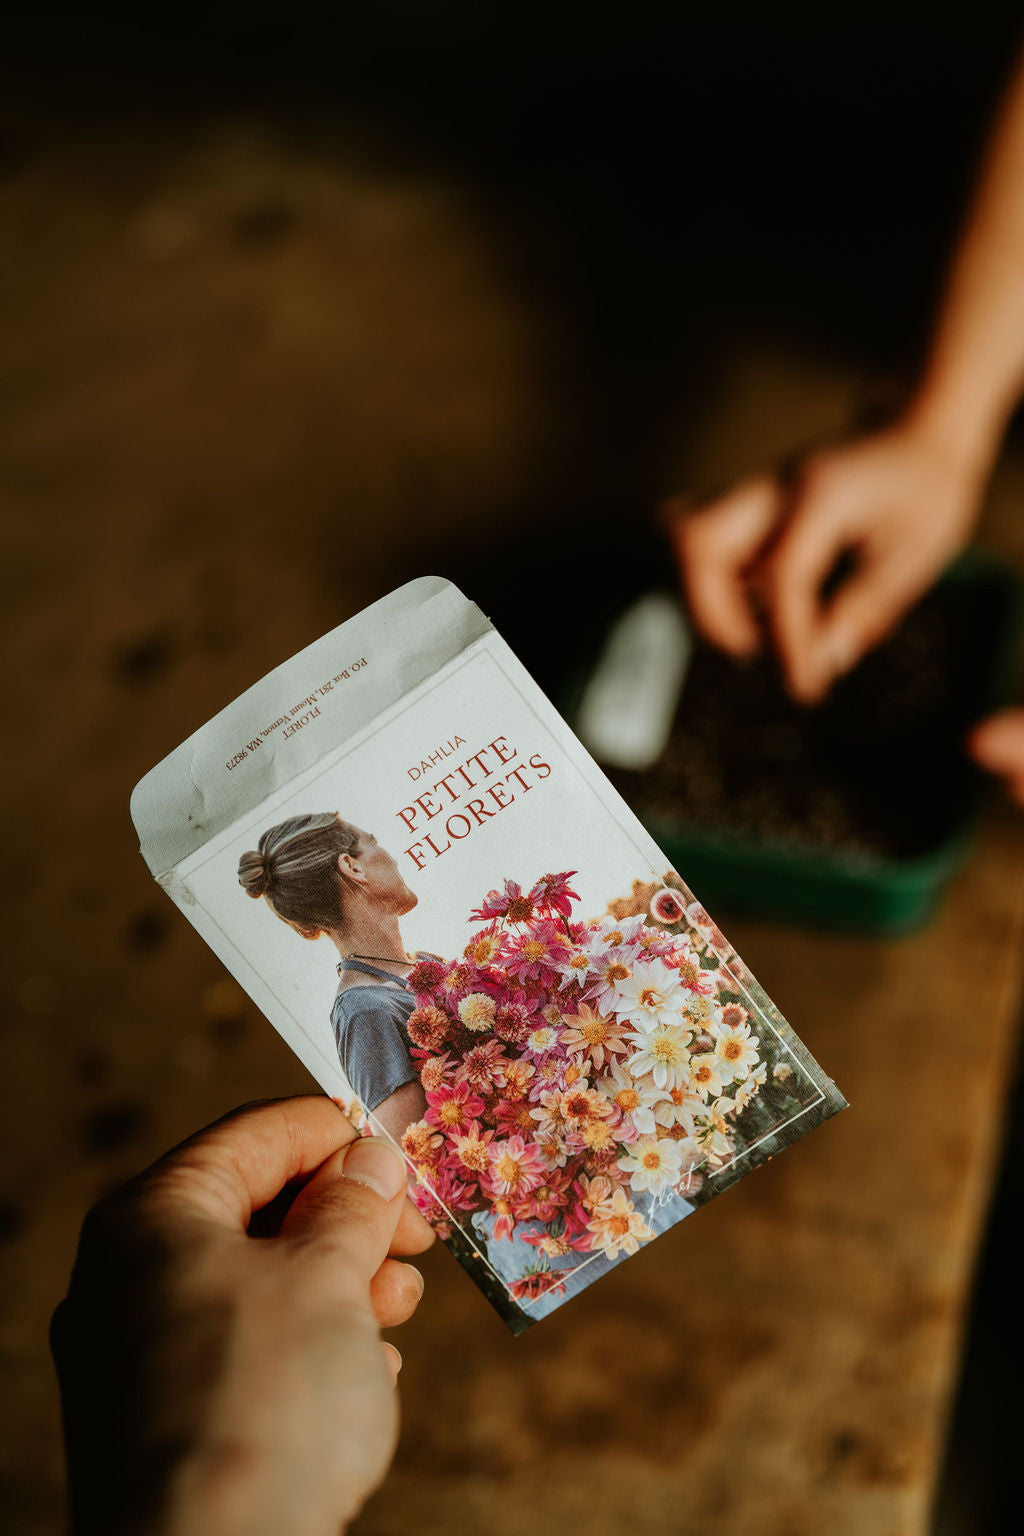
[351,829,418,916]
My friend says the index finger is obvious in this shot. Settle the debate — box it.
[140,1096,357,1232]
[666,478,782,658]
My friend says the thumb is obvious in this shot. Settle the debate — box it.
[281,1136,409,1288]
[668,477,782,658]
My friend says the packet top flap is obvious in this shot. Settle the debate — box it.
[130,576,491,877]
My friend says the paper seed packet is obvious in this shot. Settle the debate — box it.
[131,576,846,1333]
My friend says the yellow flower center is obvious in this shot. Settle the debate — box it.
[523,940,547,960]
[582,1017,606,1044]
[583,1120,614,1150]
[615,1088,640,1112]
[639,988,661,1009]
[723,1040,742,1061]
[571,953,589,969]
[459,1143,489,1172]
[608,1215,631,1238]
[506,897,534,922]
[606,930,623,945]
[652,1036,680,1062]
[606,963,630,983]
[493,1154,524,1188]
[565,1063,581,1085]
[439,1101,463,1127]
[693,1063,712,1082]
[678,959,700,986]
[542,1236,570,1257]
[472,937,497,963]
[642,1150,661,1170]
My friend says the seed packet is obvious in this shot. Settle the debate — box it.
[131,576,846,1332]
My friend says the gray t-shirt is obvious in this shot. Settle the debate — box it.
[330,976,418,1113]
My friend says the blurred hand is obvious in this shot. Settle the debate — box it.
[970,708,1024,806]
[667,419,983,702]
[52,1097,433,1536]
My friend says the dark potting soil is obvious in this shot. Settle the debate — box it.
[610,582,1001,862]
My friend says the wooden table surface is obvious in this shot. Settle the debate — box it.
[2,122,1023,1536]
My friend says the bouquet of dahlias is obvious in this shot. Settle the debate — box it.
[399,871,769,1297]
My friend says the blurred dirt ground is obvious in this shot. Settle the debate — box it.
[3,114,1024,1536]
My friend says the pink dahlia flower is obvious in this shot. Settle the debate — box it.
[470,879,536,924]
[408,958,447,996]
[401,1119,443,1166]
[454,1038,507,1091]
[428,1162,481,1214]
[559,1083,616,1129]
[492,1196,517,1242]
[486,1135,548,1198]
[492,987,541,1044]
[504,920,569,984]
[424,1080,487,1137]
[419,1051,454,1093]
[494,1056,536,1102]
[529,871,580,920]
[409,1181,451,1239]
[560,1002,631,1072]
[439,961,473,998]
[512,1168,571,1223]
[449,1122,493,1176]
[508,1267,569,1302]
[463,926,505,967]
[494,1098,540,1138]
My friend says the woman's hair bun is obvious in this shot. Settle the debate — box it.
[238,848,271,898]
[236,813,359,932]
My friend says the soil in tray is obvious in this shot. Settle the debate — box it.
[610,580,1003,862]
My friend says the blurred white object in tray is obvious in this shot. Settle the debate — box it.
[576,592,692,771]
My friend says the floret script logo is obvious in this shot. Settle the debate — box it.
[397,736,553,872]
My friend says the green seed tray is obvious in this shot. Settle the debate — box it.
[571,552,1023,936]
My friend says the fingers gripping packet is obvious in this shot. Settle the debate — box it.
[132,577,846,1332]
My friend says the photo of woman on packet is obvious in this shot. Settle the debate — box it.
[238,812,428,1143]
